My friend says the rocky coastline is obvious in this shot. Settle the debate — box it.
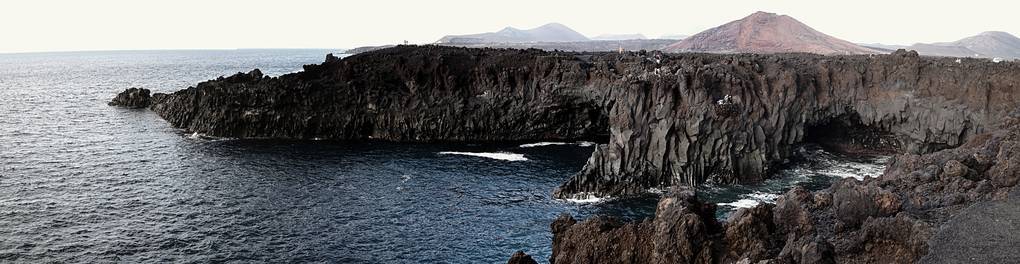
[544,115,1020,263]
[112,45,1020,263]
[116,45,1020,199]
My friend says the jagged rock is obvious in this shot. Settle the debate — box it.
[892,48,920,58]
[506,251,538,264]
[723,204,777,262]
[777,236,835,264]
[772,186,817,237]
[987,141,1020,188]
[142,45,1020,198]
[325,53,340,63]
[845,213,931,263]
[941,159,969,178]
[109,88,152,108]
[548,188,717,264]
[542,116,1020,263]
[832,180,901,230]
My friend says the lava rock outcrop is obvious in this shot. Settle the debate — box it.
[109,87,152,108]
[138,45,1020,199]
[544,115,1020,263]
[506,251,538,264]
[548,188,721,264]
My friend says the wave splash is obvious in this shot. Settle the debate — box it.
[717,192,780,209]
[438,151,528,161]
[518,141,595,148]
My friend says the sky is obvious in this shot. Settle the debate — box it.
[1,0,1018,53]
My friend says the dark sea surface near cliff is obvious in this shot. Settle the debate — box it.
[0,50,886,263]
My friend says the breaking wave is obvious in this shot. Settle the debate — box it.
[438,151,528,161]
[518,141,595,148]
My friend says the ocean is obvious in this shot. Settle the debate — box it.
[0,49,887,263]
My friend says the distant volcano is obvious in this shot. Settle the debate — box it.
[665,11,879,55]
[945,31,1020,58]
[437,23,590,44]
[883,31,1020,59]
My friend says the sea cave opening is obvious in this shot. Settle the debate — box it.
[802,113,903,156]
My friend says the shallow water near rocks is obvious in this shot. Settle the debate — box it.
[0,50,887,263]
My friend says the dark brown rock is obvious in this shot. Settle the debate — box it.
[987,141,1020,188]
[546,117,1020,263]
[548,188,717,264]
[835,213,931,263]
[832,180,900,229]
[723,204,777,262]
[777,236,835,264]
[109,87,152,108]
[772,186,816,237]
[506,251,538,264]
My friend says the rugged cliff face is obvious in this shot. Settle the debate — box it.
[149,49,608,142]
[557,49,1020,198]
[138,45,1020,199]
[545,115,1020,263]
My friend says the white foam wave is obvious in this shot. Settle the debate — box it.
[518,141,596,148]
[645,187,667,194]
[718,199,761,208]
[747,192,779,202]
[819,161,887,180]
[561,192,611,204]
[438,151,528,161]
[719,192,779,209]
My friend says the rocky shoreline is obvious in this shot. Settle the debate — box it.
[115,46,1020,199]
[542,115,1020,263]
[110,45,1020,263]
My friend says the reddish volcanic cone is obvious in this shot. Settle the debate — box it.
[666,11,879,55]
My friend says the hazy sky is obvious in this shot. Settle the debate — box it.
[2,0,1017,53]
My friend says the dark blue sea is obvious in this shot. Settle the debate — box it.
[0,49,887,263]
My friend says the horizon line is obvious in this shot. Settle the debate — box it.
[0,47,349,56]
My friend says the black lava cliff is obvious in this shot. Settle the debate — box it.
[546,115,1020,263]
[128,46,1020,199]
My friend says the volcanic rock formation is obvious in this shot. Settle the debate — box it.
[665,12,879,55]
[506,251,539,264]
[542,115,1020,263]
[109,87,152,108]
[131,45,1020,200]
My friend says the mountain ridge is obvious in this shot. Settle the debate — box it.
[665,11,879,55]
[437,23,590,43]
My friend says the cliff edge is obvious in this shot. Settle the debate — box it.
[126,46,1020,199]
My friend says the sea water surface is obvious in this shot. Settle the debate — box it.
[0,50,887,263]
